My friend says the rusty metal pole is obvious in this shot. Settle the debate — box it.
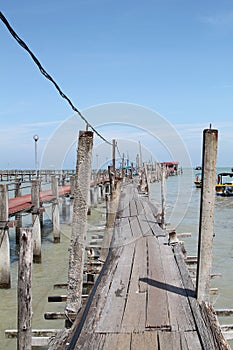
[196,128,218,303]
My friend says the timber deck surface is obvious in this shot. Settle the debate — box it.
[66,182,218,350]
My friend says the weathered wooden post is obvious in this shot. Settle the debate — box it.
[66,130,93,314]
[17,228,33,350]
[15,179,22,243]
[93,185,98,208]
[108,165,113,195]
[144,163,150,196]
[61,197,67,222]
[32,215,41,263]
[196,128,218,303]
[112,139,116,174]
[161,164,166,229]
[69,175,75,224]
[31,179,40,224]
[51,176,60,243]
[0,184,11,288]
[31,180,42,262]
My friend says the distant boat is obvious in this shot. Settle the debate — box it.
[216,172,233,196]
[195,166,202,170]
[194,172,202,188]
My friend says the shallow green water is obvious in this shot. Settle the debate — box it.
[0,200,105,350]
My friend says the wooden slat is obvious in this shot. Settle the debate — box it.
[135,198,145,216]
[121,237,147,332]
[158,331,182,349]
[102,333,131,350]
[173,244,216,349]
[31,337,50,347]
[5,329,60,338]
[138,213,153,237]
[96,242,135,332]
[183,331,203,349]
[141,200,165,237]
[146,236,170,329]
[158,238,196,332]
[75,332,105,350]
[129,199,138,217]
[112,217,133,248]
[71,246,123,347]
[128,216,143,239]
[131,331,158,349]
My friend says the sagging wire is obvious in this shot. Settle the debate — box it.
[0,11,112,146]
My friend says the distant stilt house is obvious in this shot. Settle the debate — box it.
[161,161,180,175]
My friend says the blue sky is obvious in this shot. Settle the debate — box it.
[1,0,233,169]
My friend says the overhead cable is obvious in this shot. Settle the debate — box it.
[0,11,112,145]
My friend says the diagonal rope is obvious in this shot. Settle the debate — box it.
[0,11,112,145]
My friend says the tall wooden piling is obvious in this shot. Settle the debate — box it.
[161,164,166,229]
[66,131,93,314]
[196,128,218,303]
[15,179,22,243]
[17,228,33,350]
[31,179,40,223]
[31,180,42,261]
[0,184,11,288]
[112,139,116,174]
[69,175,75,224]
[51,176,60,243]
[32,215,41,263]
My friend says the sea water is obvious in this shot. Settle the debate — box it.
[0,169,233,349]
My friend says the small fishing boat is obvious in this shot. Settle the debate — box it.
[216,172,233,196]
[194,172,202,188]
[195,166,202,170]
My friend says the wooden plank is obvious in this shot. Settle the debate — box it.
[129,198,138,217]
[44,312,76,320]
[141,200,165,237]
[138,213,153,237]
[112,217,133,248]
[158,238,196,332]
[31,337,50,347]
[128,216,143,240]
[146,236,170,329]
[5,329,60,338]
[173,244,216,349]
[135,198,145,216]
[158,331,184,349]
[96,242,135,332]
[121,237,147,332]
[102,333,131,350]
[183,331,204,350]
[215,309,233,316]
[68,246,123,348]
[131,331,158,349]
[75,332,105,350]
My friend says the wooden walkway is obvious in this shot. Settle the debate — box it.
[63,182,221,350]
[8,185,70,216]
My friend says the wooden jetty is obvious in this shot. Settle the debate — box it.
[3,130,231,349]
[50,180,229,350]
